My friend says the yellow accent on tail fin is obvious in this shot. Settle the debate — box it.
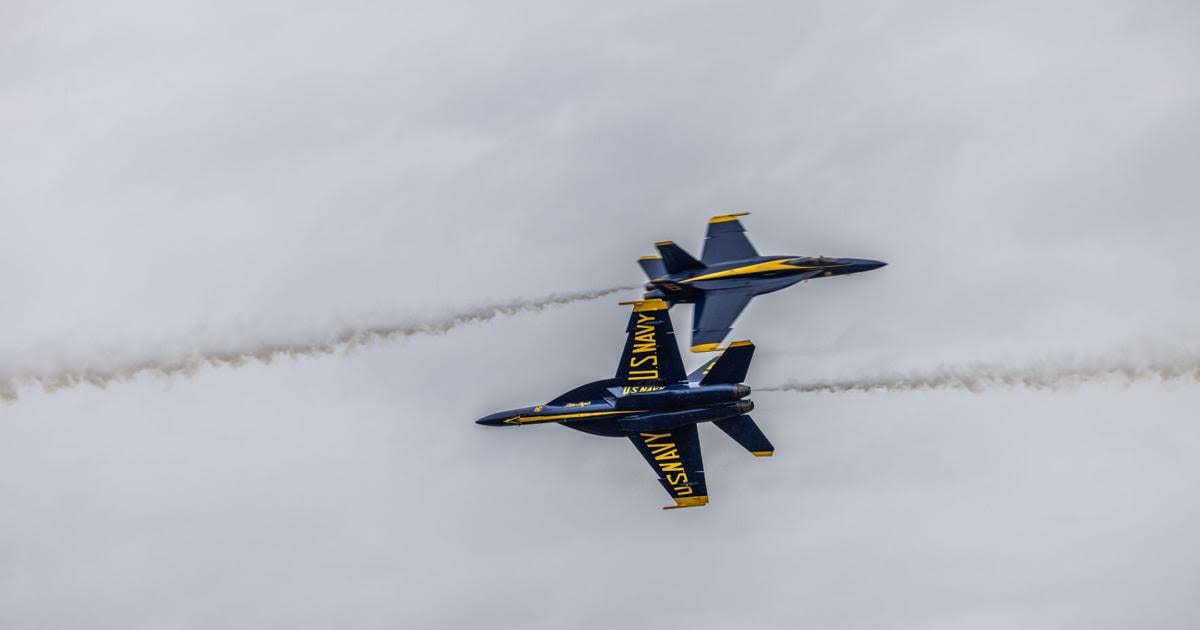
[727,340,753,348]
[752,451,774,457]
[691,343,723,353]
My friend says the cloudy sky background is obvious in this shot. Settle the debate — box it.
[3,1,1199,628]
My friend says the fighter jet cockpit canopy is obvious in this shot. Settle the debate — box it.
[787,256,837,266]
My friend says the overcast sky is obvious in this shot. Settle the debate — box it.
[3,1,1200,628]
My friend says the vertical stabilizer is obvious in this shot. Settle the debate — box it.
[654,241,705,274]
[637,256,668,280]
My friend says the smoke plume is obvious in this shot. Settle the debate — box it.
[1,285,637,402]
[762,348,1200,395]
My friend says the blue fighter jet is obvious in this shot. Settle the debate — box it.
[638,213,886,351]
[477,299,769,510]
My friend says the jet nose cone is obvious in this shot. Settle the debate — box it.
[476,412,510,426]
[847,258,886,272]
[477,407,530,426]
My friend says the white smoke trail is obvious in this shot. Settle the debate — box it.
[761,348,1200,395]
[0,285,638,403]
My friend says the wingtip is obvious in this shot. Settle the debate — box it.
[708,212,750,224]
[619,298,669,312]
[663,496,709,510]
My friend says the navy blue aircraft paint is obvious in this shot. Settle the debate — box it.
[477,299,771,510]
[638,213,886,352]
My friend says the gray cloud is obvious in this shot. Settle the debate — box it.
[2,1,1200,630]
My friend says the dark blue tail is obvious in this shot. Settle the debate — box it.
[637,256,668,280]
[654,241,705,274]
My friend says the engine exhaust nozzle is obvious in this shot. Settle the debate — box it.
[732,384,751,399]
[735,399,755,414]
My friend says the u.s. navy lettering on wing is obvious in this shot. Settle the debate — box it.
[641,432,693,496]
[477,280,789,509]
[628,313,659,381]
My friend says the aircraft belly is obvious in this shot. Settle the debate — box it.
[616,404,746,434]
[691,278,758,292]
[691,274,808,294]
[752,275,807,294]
[560,418,627,437]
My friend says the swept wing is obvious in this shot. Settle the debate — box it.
[628,423,708,509]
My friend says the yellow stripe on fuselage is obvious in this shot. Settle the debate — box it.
[512,409,644,425]
[682,259,817,283]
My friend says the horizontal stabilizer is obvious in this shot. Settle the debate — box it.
[714,414,774,456]
[637,256,668,280]
[699,340,754,385]
[654,241,705,275]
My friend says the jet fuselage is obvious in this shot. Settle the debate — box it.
[476,381,752,437]
[644,255,886,303]
[476,298,769,509]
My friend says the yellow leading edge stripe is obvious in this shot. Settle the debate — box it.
[509,410,644,425]
[682,258,809,283]
[691,343,723,353]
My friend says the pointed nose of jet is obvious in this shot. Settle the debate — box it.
[845,258,887,273]
[476,410,519,426]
